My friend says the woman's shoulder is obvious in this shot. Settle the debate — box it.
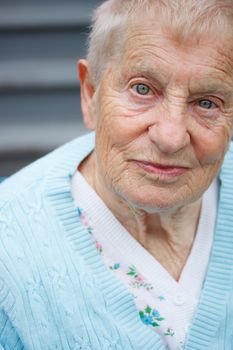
[0,132,95,295]
[0,132,95,207]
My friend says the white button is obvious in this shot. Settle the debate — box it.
[184,324,190,333]
[173,293,185,306]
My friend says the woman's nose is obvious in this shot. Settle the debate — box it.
[148,109,190,154]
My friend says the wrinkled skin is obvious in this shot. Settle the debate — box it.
[78,22,233,279]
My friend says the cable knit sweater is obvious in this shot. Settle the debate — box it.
[0,132,233,350]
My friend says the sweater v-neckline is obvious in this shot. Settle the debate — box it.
[45,133,233,350]
[71,169,217,296]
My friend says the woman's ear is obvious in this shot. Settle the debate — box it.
[78,59,96,130]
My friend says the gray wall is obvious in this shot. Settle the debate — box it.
[0,0,102,176]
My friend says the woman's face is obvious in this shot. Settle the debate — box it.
[85,24,233,212]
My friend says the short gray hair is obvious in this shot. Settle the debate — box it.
[87,0,233,85]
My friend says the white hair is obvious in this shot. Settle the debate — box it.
[87,0,233,85]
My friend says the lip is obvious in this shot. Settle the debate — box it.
[134,160,189,177]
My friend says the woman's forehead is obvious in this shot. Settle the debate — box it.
[123,19,233,55]
[117,24,233,91]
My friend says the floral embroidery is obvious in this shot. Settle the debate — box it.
[109,263,121,270]
[77,208,93,235]
[127,265,153,291]
[95,241,103,254]
[77,207,102,254]
[139,306,165,327]
[76,206,178,341]
[164,328,175,336]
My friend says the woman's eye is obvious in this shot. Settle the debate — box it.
[132,84,152,96]
[198,99,217,110]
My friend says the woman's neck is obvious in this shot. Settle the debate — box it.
[99,191,201,281]
[79,152,202,281]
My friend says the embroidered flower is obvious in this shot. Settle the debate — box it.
[152,309,160,318]
[139,306,165,327]
[136,273,144,282]
[77,208,93,234]
[77,208,99,256]
[141,315,153,325]
[95,241,103,254]
[81,215,89,228]
[109,263,121,270]
[158,295,166,301]
[164,328,175,336]
[127,265,153,291]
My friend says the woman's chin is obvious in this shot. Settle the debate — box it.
[119,189,187,214]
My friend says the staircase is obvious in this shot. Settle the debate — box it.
[0,0,101,176]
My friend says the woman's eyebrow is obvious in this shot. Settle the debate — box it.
[189,80,233,99]
[127,65,167,86]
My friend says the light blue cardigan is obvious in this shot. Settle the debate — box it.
[0,132,233,350]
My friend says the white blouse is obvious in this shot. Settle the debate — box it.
[71,170,218,350]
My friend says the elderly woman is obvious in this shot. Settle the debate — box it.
[1,0,233,349]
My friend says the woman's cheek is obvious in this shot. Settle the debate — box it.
[194,126,230,165]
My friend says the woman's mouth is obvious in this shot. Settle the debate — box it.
[135,160,188,177]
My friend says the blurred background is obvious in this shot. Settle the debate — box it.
[0,0,102,177]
